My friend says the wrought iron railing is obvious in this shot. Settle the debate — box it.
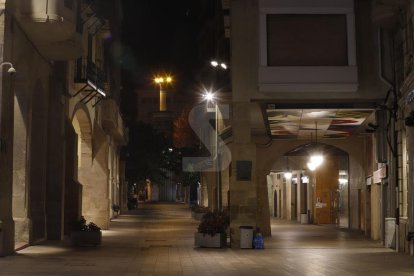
[75,58,106,91]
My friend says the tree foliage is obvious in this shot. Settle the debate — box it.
[173,107,198,148]
[125,122,172,184]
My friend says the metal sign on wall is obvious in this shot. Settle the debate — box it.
[236,160,252,181]
[373,163,387,184]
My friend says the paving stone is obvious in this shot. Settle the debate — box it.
[0,202,414,275]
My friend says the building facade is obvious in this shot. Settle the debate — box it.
[198,0,414,252]
[0,0,127,256]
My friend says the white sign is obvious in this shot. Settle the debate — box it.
[316,202,327,208]
[373,163,387,184]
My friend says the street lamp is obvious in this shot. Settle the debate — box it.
[210,59,228,70]
[154,75,173,112]
[307,122,324,171]
[203,91,221,211]
[0,62,16,74]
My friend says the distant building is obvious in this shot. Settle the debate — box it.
[136,88,184,138]
[198,0,414,254]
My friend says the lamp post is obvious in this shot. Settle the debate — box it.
[154,75,172,112]
[203,91,221,211]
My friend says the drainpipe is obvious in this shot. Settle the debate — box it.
[378,27,399,246]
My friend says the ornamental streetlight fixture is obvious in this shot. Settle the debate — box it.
[154,75,173,112]
[0,62,16,74]
[202,90,221,211]
[306,122,324,171]
[210,59,228,70]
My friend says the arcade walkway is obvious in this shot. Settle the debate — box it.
[0,202,413,275]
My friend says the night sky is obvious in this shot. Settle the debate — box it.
[121,2,215,87]
[119,0,218,121]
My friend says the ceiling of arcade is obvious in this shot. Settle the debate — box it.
[265,107,375,139]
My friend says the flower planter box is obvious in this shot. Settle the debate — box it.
[70,231,102,247]
[194,232,226,248]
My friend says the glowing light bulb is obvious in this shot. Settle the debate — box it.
[284,172,292,179]
[211,60,218,67]
[310,155,324,167]
[204,92,214,102]
[307,162,317,171]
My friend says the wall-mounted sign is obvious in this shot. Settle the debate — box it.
[236,160,252,181]
[316,202,327,208]
[373,163,387,184]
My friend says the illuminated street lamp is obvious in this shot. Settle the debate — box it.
[307,122,324,171]
[154,75,173,111]
[203,90,221,211]
[210,59,228,70]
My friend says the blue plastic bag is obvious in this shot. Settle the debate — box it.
[253,233,264,249]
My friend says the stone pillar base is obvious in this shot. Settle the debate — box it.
[0,218,15,257]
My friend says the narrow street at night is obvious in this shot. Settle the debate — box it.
[2,0,414,273]
[0,203,413,275]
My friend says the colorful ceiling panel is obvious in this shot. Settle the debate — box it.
[266,109,373,139]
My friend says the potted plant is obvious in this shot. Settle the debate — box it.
[190,205,210,220]
[194,210,229,248]
[112,204,120,216]
[70,216,102,246]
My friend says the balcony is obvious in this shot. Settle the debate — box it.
[74,58,106,94]
[9,0,81,60]
[101,99,127,145]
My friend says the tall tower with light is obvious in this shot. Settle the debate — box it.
[154,76,172,112]
[151,75,174,138]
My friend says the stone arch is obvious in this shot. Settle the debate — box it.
[71,104,93,170]
[72,105,94,224]
[261,141,351,227]
[87,122,110,229]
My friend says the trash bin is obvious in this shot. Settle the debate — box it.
[239,226,254,249]
[385,217,396,248]
[300,213,308,224]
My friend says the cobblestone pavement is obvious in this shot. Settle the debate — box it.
[0,202,413,275]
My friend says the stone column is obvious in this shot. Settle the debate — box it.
[230,0,262,247]
[12,69,31,246]
[230,101,258,247]
[256,170,271,236]
[0,11,15,253]
[200,173,209,207]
